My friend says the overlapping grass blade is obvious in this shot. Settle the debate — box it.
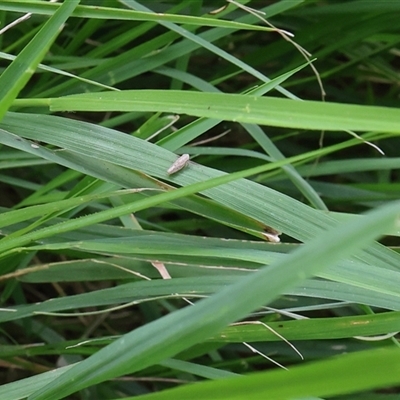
[27,201,399,399]
[0,0,79,118]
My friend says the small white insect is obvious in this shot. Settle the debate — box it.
[167,153,190,175]
[262,232,281,243]
[261,228,281,243]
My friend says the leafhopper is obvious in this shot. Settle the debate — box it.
[167,154,190,175]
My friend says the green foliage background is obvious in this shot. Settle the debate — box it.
[0,1,399,399]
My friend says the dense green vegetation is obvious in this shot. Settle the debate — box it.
[0,1,400,399]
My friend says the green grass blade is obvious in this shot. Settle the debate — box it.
[0,1,279,32]
[48,90,400,133]
[129,348,400,400]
